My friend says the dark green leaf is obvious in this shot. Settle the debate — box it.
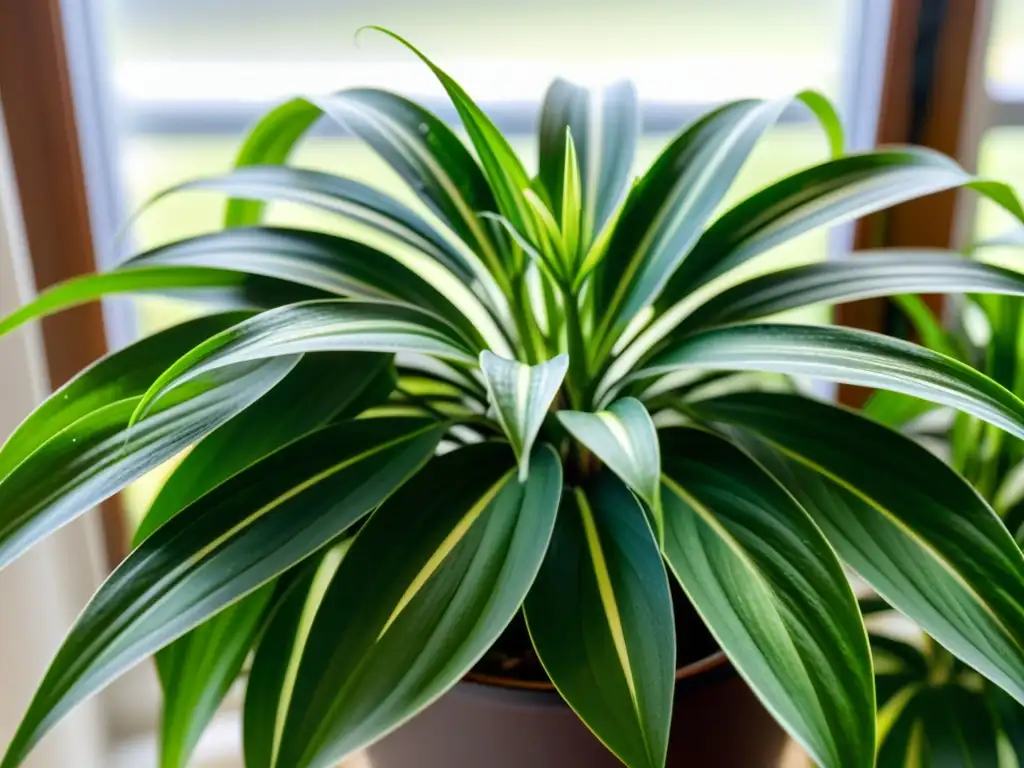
[692,392,1024,704]
[134,300,478,419]
[660,428,873,768]
[0,312,250,481]
[275,444,562,768]
[656,148,1024,309]
[919,686,1000,768]
[525,473,674,768]
[0,357,298,571]
[0,418,443,768]
[633,324,1024,443]
[675,252,1024,333]
[122,227,485,349]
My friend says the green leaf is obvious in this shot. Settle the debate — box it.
[366,27,536,244]
[877,689,925,767]
[121,227,485,349]
[479,351,567,480]
[134,300,478,420]
[593,92,836,346]
[157,585,274,768]
[918,686,1000,767]
[656,148,1024,311]
[862,390,939,431]
[244,551,344,768]
[691,392,1024,705]
[675,252,1024,333]
[0,356,297,571]
[659,427,873,768]
[524,473,674,768]
[557,398,662,533]
[560,130,584,267]
[892,293,963,360]
[632,324,1024,443]
[135,353,393,543]
[274,443,562,768]
[537,78,639,246]
[0,418,444,768]
[0,312,250,481]
[0,268,259,338]
[142,353,393,768]
[157,165,481,285]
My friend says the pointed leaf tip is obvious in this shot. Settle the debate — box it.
[480,351,568,480]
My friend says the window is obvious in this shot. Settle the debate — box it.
[54,0,889,763]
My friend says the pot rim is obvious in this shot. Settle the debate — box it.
[464,649,729,692]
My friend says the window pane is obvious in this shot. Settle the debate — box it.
[988,0,1024,92]
[974,127,1024,269]
[104,0,849,103]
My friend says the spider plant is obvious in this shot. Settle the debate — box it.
[860,239,1024,763]
[5,28,1024,768]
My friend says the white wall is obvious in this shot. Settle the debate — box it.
[0,100,108,768]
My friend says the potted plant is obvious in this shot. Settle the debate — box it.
[856,256,1024,763]
[4,28,1024,768]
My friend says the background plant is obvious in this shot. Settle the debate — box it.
[5,28,1024,768]
[860,234,1024,763]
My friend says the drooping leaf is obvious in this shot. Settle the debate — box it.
[274,443,562,768]
[143,353,393,768]
[479,351,567,480]
[0,418,444,768]
[656,148,1024,309]
[675,252,1024,333]
[133,300,478,420]
[0,268,264,339]
[0,312,250,480]
[157,165,481,284]
[557,398,662,532]
[524,473,675,768]
[136,353,394,543]
[537,78,639,246]
[0,356,298,571]
[692,392,1024,704]
[631,323,1024,443]
[659,427,874,768]
[121,227,485,349]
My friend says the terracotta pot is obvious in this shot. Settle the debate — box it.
[364,653,797,767]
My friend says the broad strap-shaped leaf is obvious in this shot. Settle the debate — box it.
[659,427,873,768]
[0,312,250,480]
[916,687,1000,767]
[557,398,662,533]
[479,351,567,480]
[243,552,342,768]
[367,27,536,245]
[630,323,1024,443]
[691,392,1024,704]
[120,226,485,349]
[524,473,675,768]
[656,148,1024,308]
[0,418,444,768]
[676,251,1024,333]
[134,300,477,419]
[274,443,562,768]
[592,93,836,346]
[157,166,480,285]
[135,353,394,543]
[0,356,297,571]
[538,78,639,247]
[141,353,393,768]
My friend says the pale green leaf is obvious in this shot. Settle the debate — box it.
[479,351,567,480]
